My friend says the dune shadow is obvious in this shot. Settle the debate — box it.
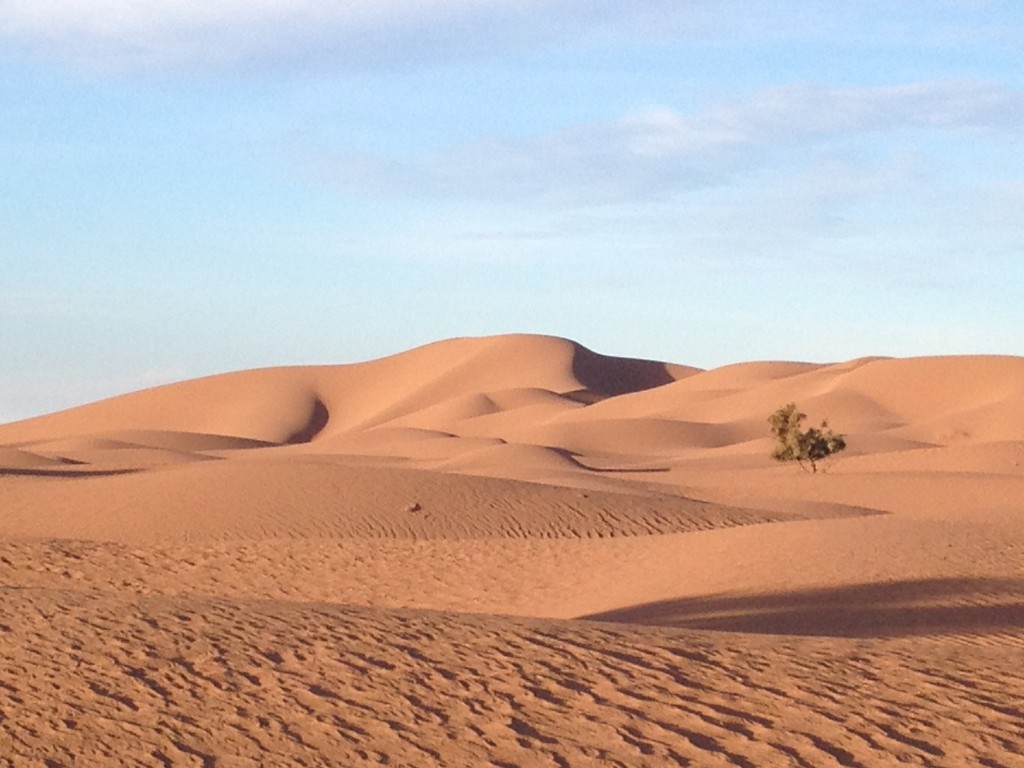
[580,578,1024,639]
[578,464,672,474]
[0,467,142,478]
[285,398,330,444]
[547,446,670,474]
[570,344,680,399]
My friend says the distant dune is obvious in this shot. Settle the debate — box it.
[2,334,1023,766]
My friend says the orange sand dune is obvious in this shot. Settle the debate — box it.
[0,335,695,446]
[1,334,1023,766]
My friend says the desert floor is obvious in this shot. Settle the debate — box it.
[1,334,1022,767]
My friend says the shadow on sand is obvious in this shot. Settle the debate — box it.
[580,577,1024,639]
[0,467,141,478]
[570,343,683,399]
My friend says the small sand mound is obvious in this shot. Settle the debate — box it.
[0,446,68,470]
[0,460,815,543]
[433,441,587,480]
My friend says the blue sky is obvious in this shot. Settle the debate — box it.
[2,1,1023,422]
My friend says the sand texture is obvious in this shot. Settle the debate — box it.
[1,334,1022,766]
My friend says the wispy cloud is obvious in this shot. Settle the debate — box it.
[306,80,1024,206]
[5,1,1019,71]
[0,0,506,68]
[0,1,698,70]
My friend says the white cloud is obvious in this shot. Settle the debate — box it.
[0,0,529,39]
[309,80,1024,206]
[0,0,706,70]
[697,80,1024,144]
[2,1,1020,72]
[0,0,545,68]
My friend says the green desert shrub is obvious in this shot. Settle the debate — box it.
[768,403,846,473]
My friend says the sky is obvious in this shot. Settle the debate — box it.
[2,1,1023,422]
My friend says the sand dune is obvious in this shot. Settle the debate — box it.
[2,334,1023,766]
[0,445,69,470]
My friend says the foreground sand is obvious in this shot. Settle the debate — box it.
[1,335,1022,766]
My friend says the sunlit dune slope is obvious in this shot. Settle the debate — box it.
[0,458,819,544]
